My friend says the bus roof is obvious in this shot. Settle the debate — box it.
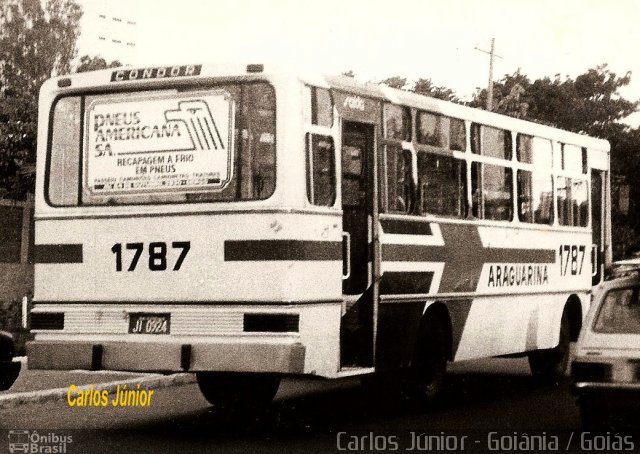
[44,62,610,152]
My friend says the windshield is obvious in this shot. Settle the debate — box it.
[593,286,640,334]
[47,82,275,206]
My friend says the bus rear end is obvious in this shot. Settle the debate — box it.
[28,64,346,405]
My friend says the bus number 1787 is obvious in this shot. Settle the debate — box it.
[559,244,586,276]
[111,241,191,272]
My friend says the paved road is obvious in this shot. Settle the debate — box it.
[0,358,628,454]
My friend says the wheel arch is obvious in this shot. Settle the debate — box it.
[564,294,583,343]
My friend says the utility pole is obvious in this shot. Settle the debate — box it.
[474,38,501,111]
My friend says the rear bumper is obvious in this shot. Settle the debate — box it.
[574,381,640,409]
[27,340,305,374]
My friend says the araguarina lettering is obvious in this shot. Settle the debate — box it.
[487,264,549,287]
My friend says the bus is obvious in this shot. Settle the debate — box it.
[27,63,611,407]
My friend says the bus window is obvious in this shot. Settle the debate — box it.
[517,170,553,224]
[449,118,466,151]
[471,124,512,160]
[51,82,276,206]
[557,177,589,227]
[306,134,335,206]
[516,134,552,165]
[561,143,585,173]
[48,96,81,206]
[416,111,446,147]
[386,145,413,213]
[311,87,333,127]
[383,104,411,141]
[472,162,513,221]
[417,152,466,218]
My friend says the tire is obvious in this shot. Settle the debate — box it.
[196,372,280,411]
[405,315,448,402]
[528,307,572,383]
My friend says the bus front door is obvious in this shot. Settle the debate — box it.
[340,121,374,368]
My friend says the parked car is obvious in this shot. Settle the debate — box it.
[572,259,640,430]
[0,330,21,390]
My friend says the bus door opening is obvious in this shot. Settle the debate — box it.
[340,121,374,367]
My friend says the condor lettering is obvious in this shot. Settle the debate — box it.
[111,65,201,82]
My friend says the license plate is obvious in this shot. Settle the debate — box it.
[129,313,170,334]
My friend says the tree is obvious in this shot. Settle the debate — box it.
[379,76,408,90]
[76,55,122,73]
[471,65,637,136]
[412,78,461,103]
[0,0,82,199]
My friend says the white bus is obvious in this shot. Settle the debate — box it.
[28,63,611,407]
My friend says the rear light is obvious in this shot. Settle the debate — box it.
[57,77,72,87]
[572,361,611,382]
[31,313,65,330]
[243,313,299,333]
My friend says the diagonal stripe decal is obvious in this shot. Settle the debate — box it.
[381,223,555,293]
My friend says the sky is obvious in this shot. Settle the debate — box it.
[77,0,640,124]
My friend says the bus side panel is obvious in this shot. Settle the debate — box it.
[377,219,593,363]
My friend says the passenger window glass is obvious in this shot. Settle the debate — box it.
[48,96,81,206]
[556,177,588,227]
[561,143,583,173]
[386,145,413,213]
[306,134,335,206]
[311,87,333,127]
[471,162,513,221]
[517,170,553,224]
[516,134,552,166]
[594,287,640,334]
[416,111,446,147]
[449,118,466,151]
[383,104,411,141]
[471,124,512,160]
[417,152,466,218]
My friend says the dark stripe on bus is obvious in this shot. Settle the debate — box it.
[382,244,555,264]
[34,244,83,264]
[380,219,432,235]
[224,240,342,261]
[379,271,434,295]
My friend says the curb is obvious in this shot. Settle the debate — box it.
[0,372,196,410]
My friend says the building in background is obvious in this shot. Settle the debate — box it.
[76,0,139,65]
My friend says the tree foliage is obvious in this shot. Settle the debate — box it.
[0,0,82,199]
[378,76,461,102]
[76,55,122,73]
[470,65,637,136]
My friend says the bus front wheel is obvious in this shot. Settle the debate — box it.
[196,372,280,411]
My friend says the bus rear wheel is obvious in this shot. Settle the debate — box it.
[405,315,448,402]
[196,372,280,411]
[528,307,572,383]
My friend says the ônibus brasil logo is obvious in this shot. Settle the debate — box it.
[8,430,72,453]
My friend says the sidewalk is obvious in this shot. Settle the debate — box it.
[0,358,195,409]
